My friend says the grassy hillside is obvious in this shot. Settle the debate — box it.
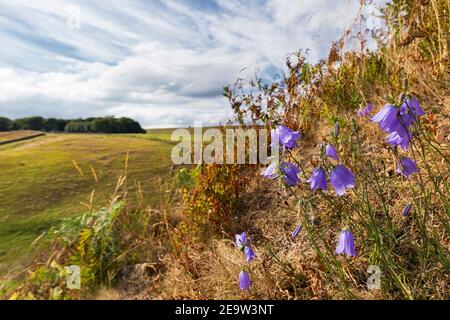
[3,0,449,300]
[0,131,174,274]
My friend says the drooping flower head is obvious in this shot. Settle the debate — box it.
[335,229,356,257]
[403,96,425,121]
[326,143,339,161]
[372,97,425,151]
[280,162,300,186]
[371,104,399,133]
[244,247,256,262]
[396,157,419,178]
[330,164,355,196]
[239,271,251,290]
[402,203,413,217]
[307,167,327,191]
[235,232,247,250]
[386,126,412,151]
[291,225,302,239]
[271,125,301,149]
[398,102,417,128]
[357,103,374,117]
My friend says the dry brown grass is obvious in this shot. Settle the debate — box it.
[115,93,449,300]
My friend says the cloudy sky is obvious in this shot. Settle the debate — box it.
[0,0,384,128]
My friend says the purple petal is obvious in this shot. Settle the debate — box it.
[280,162,300,186]
[407,96,425,117]
[402,203,413,216]
[307,167,328,190]
[344,231,356,256]
[335,231,346,255]
[396,157,418,178]
[272,125,301,150]
[371,104,399,133]
[235,232,247,249]
[326,144,339,161]
[262,162,278,179]
[330,165,355,196]
[239,271,251,290]
[291,225,302,239]
[386,130,412,151]
[244,247,256,262]
[336,230,356,257]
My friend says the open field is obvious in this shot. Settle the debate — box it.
[0,131,175,274]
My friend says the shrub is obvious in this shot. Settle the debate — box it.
[177,162,257,241]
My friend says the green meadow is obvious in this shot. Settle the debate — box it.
[0,130,176,274]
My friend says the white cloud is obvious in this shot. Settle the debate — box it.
[0,0,381,127]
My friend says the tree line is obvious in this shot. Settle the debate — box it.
[0,116,146,133]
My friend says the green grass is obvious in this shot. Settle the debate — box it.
[0,131,175,274]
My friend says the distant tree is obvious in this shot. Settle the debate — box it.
[64,121,90,133]
[10,121,20,130]
[0,117,13,131]
[91,117,119,133]
[43,118,70,132]
[116,117,146,133]
[14,117,45,130]
[43,118,59,132]
[55,119,70,132]
[6,116,144,134]
[64,121,76,132]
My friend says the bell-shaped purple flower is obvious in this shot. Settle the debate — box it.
[307,167,327,190]
[396,97,425,130]
[235,232,247,250]
[372,98,424,152]
[326,143,339,160]
[330,165,355,196]
[335,230,356,257]
[239,271,251,290]
[371,104,399,133]
[386,127,412,151]
[244,247,256,262]
[280,162,300,186]
[261,162,279,179]
[405,96,425,118]
[357,103,374,117]
[402,203,413,217]
[396,157,419,178]
[291,225,302,239]
[271,125,301,149]
[398,104,416,128]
